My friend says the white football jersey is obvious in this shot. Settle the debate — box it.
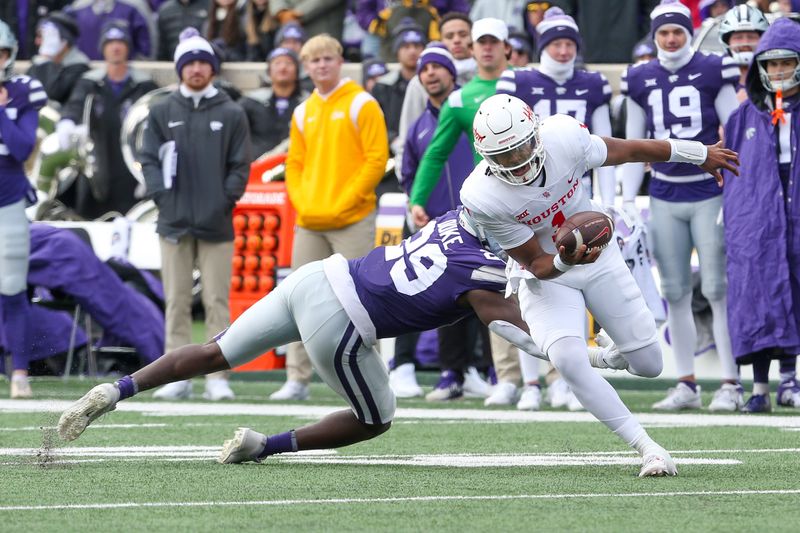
[460,114,608,256]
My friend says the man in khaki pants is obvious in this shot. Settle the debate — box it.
[141,30,251,400]
[271,33,389,400]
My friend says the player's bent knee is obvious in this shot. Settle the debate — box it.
[624,342,663,378]
[662,285,692,305]
[361,420,392,439]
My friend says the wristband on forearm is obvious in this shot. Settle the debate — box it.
[666,139,707,165]
[553,253,574,273]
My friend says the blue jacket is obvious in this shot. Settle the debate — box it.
[722,18,800,359]
[401,99,472,218]
[66,0,152,60]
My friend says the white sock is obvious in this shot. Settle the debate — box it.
[667,293,696,378]
[548,336,647,448]
[753,382,770,395]
[708,297,739,381]
[519,349,541,384]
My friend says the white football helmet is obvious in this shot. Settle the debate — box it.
[719,5,769,66]
[0,19,18,82]
[757,48,800,93]
[472,94,546,186]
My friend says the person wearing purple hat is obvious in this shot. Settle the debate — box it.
[142,29,250,403]
[57,18,158,219]
[621,0,742,412]
[371,22,426,153]
[362,57,388,92]
[274,22,305,54]
[722,17,800,412]
[699,0,733,21]
[240,46,309,157]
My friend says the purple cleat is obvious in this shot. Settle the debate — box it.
[741,393,772,413]
[776,379,800,408]
[425,370,463,402]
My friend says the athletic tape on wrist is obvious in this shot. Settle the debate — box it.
[553,254,574,273]
[667,139,707,165]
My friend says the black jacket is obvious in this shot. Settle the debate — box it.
[27,47,91,105]
[239,85,309,157]
[0,0,71,59]
[156,0,208,61]
[141,87,251,242]
[370,70,412,152]
[61,67,159,219]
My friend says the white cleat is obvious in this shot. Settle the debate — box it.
[57,383,120,441]
[484,382,518,406]
[708,383,744,412]
[639,448,678,477]
[516,385,542,411]
[463,367,491,398]
[566,390,585,411]
[10,375,32,399]
[218,427,268,464]
[389,363,424,398]
[203,378,235,401]
[153,380,193,400]
[546,378,570,408]
[652,382,702,410]
[269,380,310,401]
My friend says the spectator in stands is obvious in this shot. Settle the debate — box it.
[205,0,247,61]
[272,0,348,43]
[0,19,46,398]
[357,0,467,60]
[240,47,309,157]
[699,0,733,22]
[66,0,153,60]
[362,57,387,91]
[549,0,659,63]
[271,34,388,401]
[521,1,549,54]
[721,17,800,412]
[388,45,477,400]
[0,1,70,60]
[470,0,523,34]
[776,0,800,15]
[396,12,475,177]
[57,20,158,219]
[273,23,313,91]
[27,12,90,105]
[141,30,251,401]
[508,30,532,67]
[371,22,425,154]
[157,0,208,61]
[358,0,441,61]
[244,0,277,61]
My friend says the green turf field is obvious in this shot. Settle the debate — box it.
[1,376,799,532]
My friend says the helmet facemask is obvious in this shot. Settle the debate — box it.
[757,49,800,93]
[0,20,17,83]
[481,132,546,186]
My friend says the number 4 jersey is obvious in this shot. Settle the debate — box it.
[322,210,508,344]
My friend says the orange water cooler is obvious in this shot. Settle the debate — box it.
[230,155,294,371]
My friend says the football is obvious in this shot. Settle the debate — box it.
[555,211,615,256]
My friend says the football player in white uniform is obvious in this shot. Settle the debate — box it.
[460,94,738,477]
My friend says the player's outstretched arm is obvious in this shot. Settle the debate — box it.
[601,137,739,186]
[505,235,601,280]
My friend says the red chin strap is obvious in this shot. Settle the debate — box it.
[772,88,787,125]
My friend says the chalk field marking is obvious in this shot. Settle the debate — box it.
[2,489,800,512]
[2,400,799,428]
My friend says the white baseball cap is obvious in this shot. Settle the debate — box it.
[471,18,509,42]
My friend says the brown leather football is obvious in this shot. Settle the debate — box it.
[555,211,615,256]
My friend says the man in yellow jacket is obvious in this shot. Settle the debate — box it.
[272,33,389,401]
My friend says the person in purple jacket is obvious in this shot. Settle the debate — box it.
[722,17,800,412]
[65,0,152,60]
[621,0,741,412]
[57,208,629,464]
[0,20,47,398]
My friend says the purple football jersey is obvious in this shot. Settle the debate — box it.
[496,69,611,131]
[348,210,507,338]
[622,52,739,201]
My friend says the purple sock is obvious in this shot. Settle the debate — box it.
[257,430,298,459]
[679,380,697,393]
[1,292,31,371]
[115,375,138,400]
[752,358,771,384]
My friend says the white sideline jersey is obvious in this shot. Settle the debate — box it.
[460,114,608,256]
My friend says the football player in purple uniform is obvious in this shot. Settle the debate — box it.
[496,7,615,207]
[57,209,629,462]
[621,0,743,412]
[0,20,47,399]
[718,3,770,101]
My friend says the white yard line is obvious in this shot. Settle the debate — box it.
[3,489,800,512]
[2,399,800,428]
